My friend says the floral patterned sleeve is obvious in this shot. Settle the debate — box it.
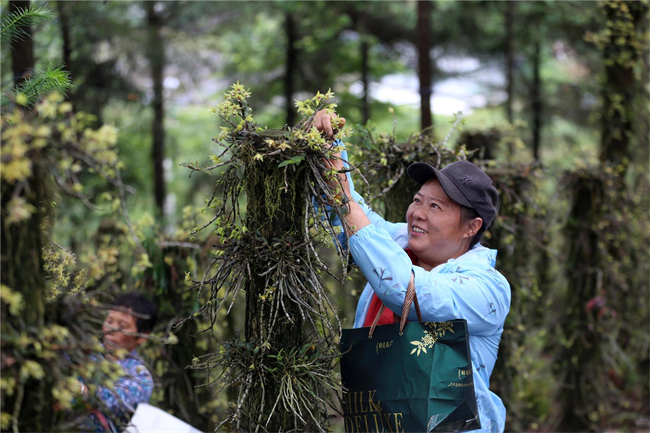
[96,356,154,415]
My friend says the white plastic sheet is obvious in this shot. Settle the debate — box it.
[124,403,203,433]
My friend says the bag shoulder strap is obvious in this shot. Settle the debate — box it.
[368,272,422,338]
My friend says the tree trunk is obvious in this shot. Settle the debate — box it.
[4,0,43,328]
[1,169,46,328]
[641,11,649,162]
[417,0,433,131]
[482,169,542,431]
[361,38,370,124]
[146,1,166,216]
[360,17,370,124]
[10,0,35,86]
[242,144,307,431]
[558,173,608,432]
[505,1,515,126]
[599,1,645,171]
[284,13,297,127]
[55,0,73,103]
[2,5,55,429]
[558,5,648,430]
[55,1,72,75]
[1,117,52,432]
[530,37,542,161]
[600,65,634,167]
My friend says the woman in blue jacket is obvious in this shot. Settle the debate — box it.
[316,112,511,433]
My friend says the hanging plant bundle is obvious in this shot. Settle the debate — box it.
[181,84,356,431]
[352,111,473,222]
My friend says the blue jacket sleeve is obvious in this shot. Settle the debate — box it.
[333,146,408,247]
[349,224,510,336]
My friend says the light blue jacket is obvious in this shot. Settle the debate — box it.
[338,149,511,433]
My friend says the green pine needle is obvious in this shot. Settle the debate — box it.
[1,64,73,111]
[16,64,73,99]
[1,5,55,48]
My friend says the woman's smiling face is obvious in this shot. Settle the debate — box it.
[406,179,467,271]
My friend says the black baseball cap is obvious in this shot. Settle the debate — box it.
[407,160,499,230]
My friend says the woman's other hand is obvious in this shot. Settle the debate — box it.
[314,110,346,137]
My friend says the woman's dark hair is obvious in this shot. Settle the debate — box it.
[460,205,485,249]
[112,293,158,334]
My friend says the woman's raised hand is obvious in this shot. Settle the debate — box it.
[313,110,346,138]
[313,111,349,194]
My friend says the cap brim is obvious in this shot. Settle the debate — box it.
[407,162,473,209]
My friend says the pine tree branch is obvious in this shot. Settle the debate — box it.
[16,64,72,100]
[0,5,55,49]
[1,65,73,111]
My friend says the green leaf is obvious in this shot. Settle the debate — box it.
[277,156,305,168]
[111,198,121,212]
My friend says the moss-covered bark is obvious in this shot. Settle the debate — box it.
[242,153,308,430]
[558,167,649,431]
[558,173,606,431]
[598,1,647,169]
[1,150,55,432]
[1,109,38,430]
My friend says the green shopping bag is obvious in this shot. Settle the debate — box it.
[340,274,481,432]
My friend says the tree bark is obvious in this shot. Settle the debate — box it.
[361,38,370,124]
[417,0,433,131]
[558,5,648,430]
[55,1,72,75]
[558,173,607,432]
[4,0,43,326]
[243,146,307,431]
[599,1,645,170]
[146,1,166,216]
[505,1,515,126]
[9,0,35,86]
[530,37,542,161]
[1,166,46,328]
[284,13,297,127]
[360,16,370,124]
[55,1,73,103]
[2,5,54,429]
[642,10,649,162]
[485,170,539,432]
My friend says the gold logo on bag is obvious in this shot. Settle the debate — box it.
[448,381,474,387]
[409,322,454,356]
[376,340,393,354]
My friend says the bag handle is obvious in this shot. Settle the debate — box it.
[91,409,118,433]
[368,272,422,338]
